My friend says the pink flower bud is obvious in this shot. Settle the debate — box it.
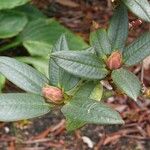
[42,85,64,104]
[106,51,122,70]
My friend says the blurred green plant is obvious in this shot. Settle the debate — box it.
[0,0,88,92]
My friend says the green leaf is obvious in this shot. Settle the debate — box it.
[62,82,123,131]
[101,90,114,100]
[0,74,5,93]
[18,19,52,43]
[65,118,85,132]
[73,81,96,99]
[0,93,52,122]
[62,99,124,128]
[0,11,28,38]
[44,19,88,50]
[62,82,96,131]
[121,0,150,22]
[16,4,46,21]
[49,35,79,91]
[112,68,141,101]
[108,4,128,51]
[0,0,30,10]
[84,47,95,54]
[123,32,150,66]
[49,35,69,87]
[90,29,111,57]
[51,51,108,80]
[16,56,49,77]
[63,82,123,131]
[90,83,103,101]
[0,57,49,94]
[51,34,69,52]
[23,41,52,56]
[18,19,88,50]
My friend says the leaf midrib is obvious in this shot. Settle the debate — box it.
[112,14,122,49]
[52,55,104,68]
[95,31,104,55]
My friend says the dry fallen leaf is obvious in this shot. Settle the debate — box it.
[143,56,150,70]
[103,134,122,145]
[56,0,79,8]
[146,124,150,137]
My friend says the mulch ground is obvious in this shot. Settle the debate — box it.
[0,0,150,149]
